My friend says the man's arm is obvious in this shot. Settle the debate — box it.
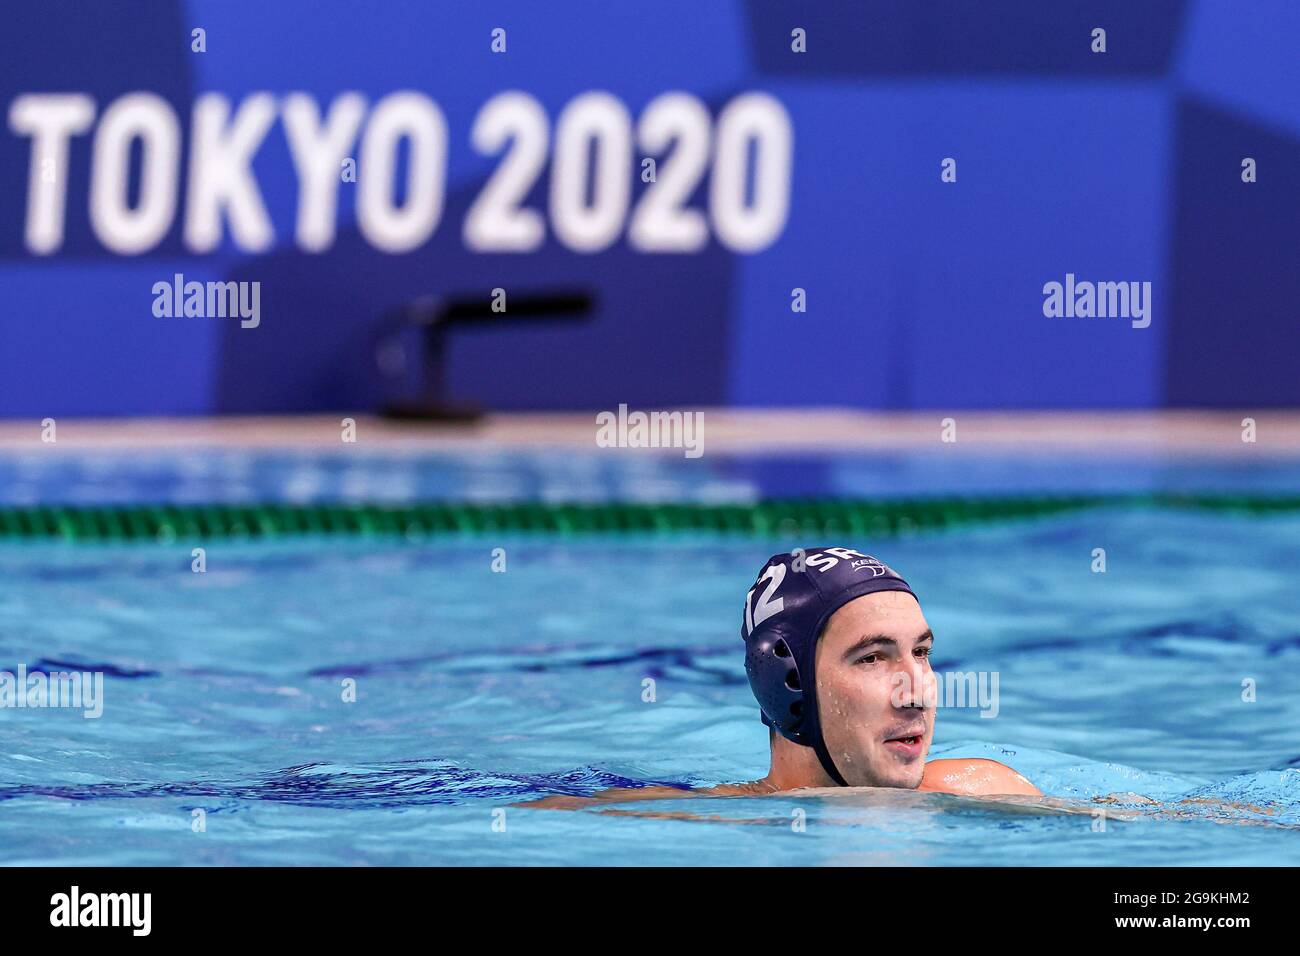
[517,785,696,810]
[517,780,773,810]
[918,758,1042,797]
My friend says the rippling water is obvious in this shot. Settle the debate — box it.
[2,506,1298,865]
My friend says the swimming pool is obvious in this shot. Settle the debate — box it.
[1,450,1298,865]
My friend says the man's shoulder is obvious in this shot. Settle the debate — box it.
[919,757,1042,796]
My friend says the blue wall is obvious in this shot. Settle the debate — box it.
[2,0,1297,416]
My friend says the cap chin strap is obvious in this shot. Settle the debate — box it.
[800,676,849,787]
[767,708,848,786]
[810,734,848,787]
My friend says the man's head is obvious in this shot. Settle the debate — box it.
[741,547,936,788]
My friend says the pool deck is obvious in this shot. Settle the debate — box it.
[1,410,1298,454]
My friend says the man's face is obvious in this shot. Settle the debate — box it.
[813,591,936,788]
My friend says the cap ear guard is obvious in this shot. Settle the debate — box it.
[744,630,809,744]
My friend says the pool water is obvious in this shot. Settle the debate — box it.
[6,447,1300,507]
[2,478,1298,865]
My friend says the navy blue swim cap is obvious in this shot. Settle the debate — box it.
[741,547,916,786]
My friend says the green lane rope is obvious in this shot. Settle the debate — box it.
[0,494,1296,542]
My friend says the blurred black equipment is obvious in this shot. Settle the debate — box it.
[374,290,594,422]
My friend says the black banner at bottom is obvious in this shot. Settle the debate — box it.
[0,865,1280,941]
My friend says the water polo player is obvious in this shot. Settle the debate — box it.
[528,546,1040,808]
